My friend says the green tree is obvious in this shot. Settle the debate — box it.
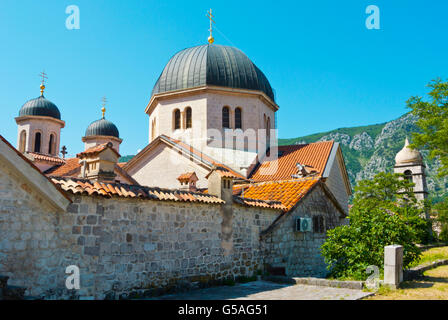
[434,200,448,242]
[407,78,448,177]
[321,172,429,280]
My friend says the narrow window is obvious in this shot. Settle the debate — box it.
[222,106,230,129]
[174,109,181,130]
[49,134,55,155]
[19,130,26,153]
[404,170,413,183]
[235,107,242,129]
[34,132,41,153]
[151,118,156,140]
[186,107,192,129]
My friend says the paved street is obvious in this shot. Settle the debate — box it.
[151,280,372,300]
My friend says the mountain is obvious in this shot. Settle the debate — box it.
[279,113,448,203]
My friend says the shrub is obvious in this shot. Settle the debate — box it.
[321,172,428,280]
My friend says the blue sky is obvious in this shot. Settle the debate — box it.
[1,0,447,156]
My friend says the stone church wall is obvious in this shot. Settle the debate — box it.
[0,159,277,299]
[261,185,344,278]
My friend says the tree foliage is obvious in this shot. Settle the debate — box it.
[434,200,448,242]
[321,172,429,280]
[407,78,448,177]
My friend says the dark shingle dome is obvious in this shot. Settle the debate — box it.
[152,44,275,102]
[85,118,119,138]
[19,96,61,120]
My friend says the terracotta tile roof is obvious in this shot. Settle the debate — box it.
[76,142,120,158]
[233,196,287,211]
[50,177,224,204]
[45,158,80,177]
[161,135,246,180]
[177,172,197,181]
[205,166,241,179]
[234,177,320,212]
[44,158,139,185]
[249,141,334,182]
[28,152,65,164]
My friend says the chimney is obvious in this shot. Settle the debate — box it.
[77,142,119,183]
[206,166,234,203]
[177,172,198,192]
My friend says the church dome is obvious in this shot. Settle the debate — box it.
[19,95,61,120]
[152,44,275,102]
[85,118,119,138]
[395,138,423,165]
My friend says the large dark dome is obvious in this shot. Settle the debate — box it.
[19,96,61,120]
[152,44,275,102]
[85,118,119,138]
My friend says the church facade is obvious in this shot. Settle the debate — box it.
[0,39,354,299]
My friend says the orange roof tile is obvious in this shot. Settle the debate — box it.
[233,196,287,211]
[45,157,139,185]
[249,141,334,182]
[205,166,242,179]
[28,152,66,164]
[50,177,224,204]
[45,158,81,177]
[235,177,320,212]
[177,172,198,181]
[76,142,120,158]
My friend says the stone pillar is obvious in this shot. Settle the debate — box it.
[384,245,403,289]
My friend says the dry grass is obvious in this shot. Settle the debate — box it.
[410,246,448,267]
[366,246,448,300]
[367,265,448,300]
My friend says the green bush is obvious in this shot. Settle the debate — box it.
[321,172,428,280]
[434,200,448,242]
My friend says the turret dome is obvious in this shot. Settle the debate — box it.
[151,44,275,102]
[395,138,423,165]
[19,95,61,120]
[85,118,119,138]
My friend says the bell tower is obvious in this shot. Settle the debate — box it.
[394,138,428,202]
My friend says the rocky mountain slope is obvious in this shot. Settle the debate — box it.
[279,113,448,202]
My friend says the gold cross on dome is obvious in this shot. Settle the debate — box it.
[206,9,215,44]
[38,70,48,95]
[101,96,107,118]
[39,70,48,85]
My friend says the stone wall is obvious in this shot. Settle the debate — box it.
[0,158,278,299]
[261,184,344,278]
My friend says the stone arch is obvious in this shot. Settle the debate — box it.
[222,106,230,129]
[173,109,181,130]
[34,131,42,153]
[185,107,192,129]
[19,130,26,153]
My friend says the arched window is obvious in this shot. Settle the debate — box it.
[151,118,156,141]
[19,130,26,153]
[404,170,413,183]
[48,134,55,155]
[235,107,242,129]
[34,132,41,153]
[173,109,181,130]
[266,117,271,151]
[185,107,192,129]
[222,106,230,129]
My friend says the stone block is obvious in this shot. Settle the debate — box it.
[384,245,403,288]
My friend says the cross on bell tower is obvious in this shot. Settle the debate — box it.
[39,70,48,96]
[206,9,215,44]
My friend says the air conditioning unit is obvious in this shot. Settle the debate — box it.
[295,217,312,232]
